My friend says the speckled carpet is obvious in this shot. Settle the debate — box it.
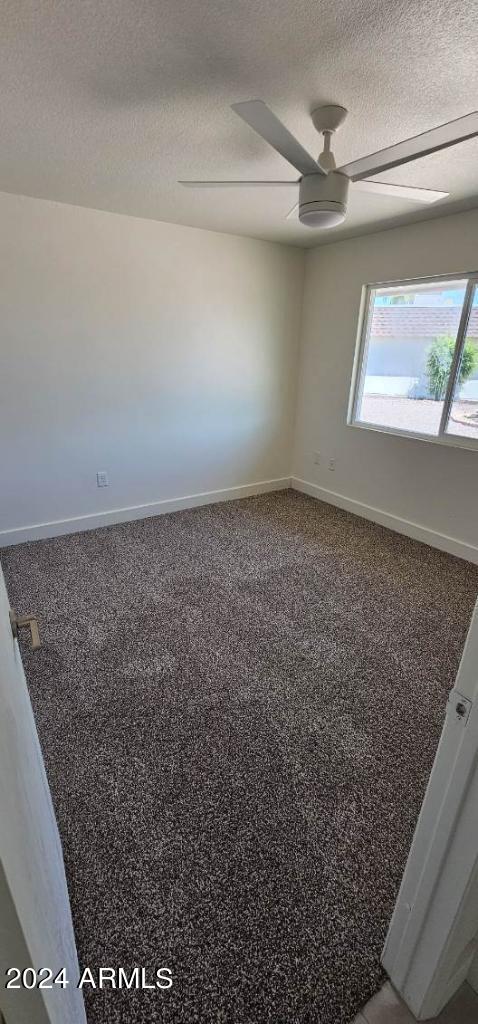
[2,490,477,1024]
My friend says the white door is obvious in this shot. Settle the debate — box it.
[383,596,478,1019]
[0,566,86,1024]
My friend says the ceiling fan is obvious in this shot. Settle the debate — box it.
[179,101,478,228]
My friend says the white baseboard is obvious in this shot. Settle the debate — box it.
[291,477,478,565]
[3,476,476,565]
[0,477,291,547]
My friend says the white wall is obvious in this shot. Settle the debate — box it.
[2,191,478,558]
[293,209,478,558]
[0,191,304,541]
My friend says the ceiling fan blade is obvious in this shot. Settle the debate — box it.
[179,179,299,188]
[231,100,324,177]
[285,202,299,219]
[354,180,449,203]
[337,111,478,181]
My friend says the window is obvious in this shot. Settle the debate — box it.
[350,274,478,447]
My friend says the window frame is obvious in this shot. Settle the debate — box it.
[348,270,478,452]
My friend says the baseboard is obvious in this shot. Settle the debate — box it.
[0,477,291,547]
[291,477,478,565]
[4,476,476,564]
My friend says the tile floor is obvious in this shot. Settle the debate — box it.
[354,981,478,1023]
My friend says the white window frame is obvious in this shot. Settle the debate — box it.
[348,271,478,452]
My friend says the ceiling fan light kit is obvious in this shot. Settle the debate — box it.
[179,99,477,230]
[298,170,349,227]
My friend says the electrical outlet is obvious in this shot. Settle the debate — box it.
[96,471,109,488]
[313,451,321,465]
[328,458,336,471]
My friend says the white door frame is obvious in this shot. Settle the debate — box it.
[0,567,86,1024]
[383,597,478,1019]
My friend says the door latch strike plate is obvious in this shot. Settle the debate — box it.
[448,691,472,727]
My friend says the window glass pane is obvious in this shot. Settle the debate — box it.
[446,286,478,440]
[355,279,467,437]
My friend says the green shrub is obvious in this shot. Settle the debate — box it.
[426,335,478,401]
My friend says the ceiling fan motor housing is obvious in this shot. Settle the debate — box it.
[299,171,349,228]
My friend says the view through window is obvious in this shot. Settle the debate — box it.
[351,275,478,443]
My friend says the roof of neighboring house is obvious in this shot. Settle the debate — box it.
[371,306,478,338]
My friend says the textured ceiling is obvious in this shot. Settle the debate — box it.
[1,0,478,247]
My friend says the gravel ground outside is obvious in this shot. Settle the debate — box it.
[360,396,478,439]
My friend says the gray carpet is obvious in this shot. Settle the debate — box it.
[2,489,477,1024]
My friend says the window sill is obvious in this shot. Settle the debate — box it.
[348,418,478,453]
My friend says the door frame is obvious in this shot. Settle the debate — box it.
[0,566,86,1024]
[382,598,478,1018]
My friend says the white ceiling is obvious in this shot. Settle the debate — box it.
[2,0,478,247]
